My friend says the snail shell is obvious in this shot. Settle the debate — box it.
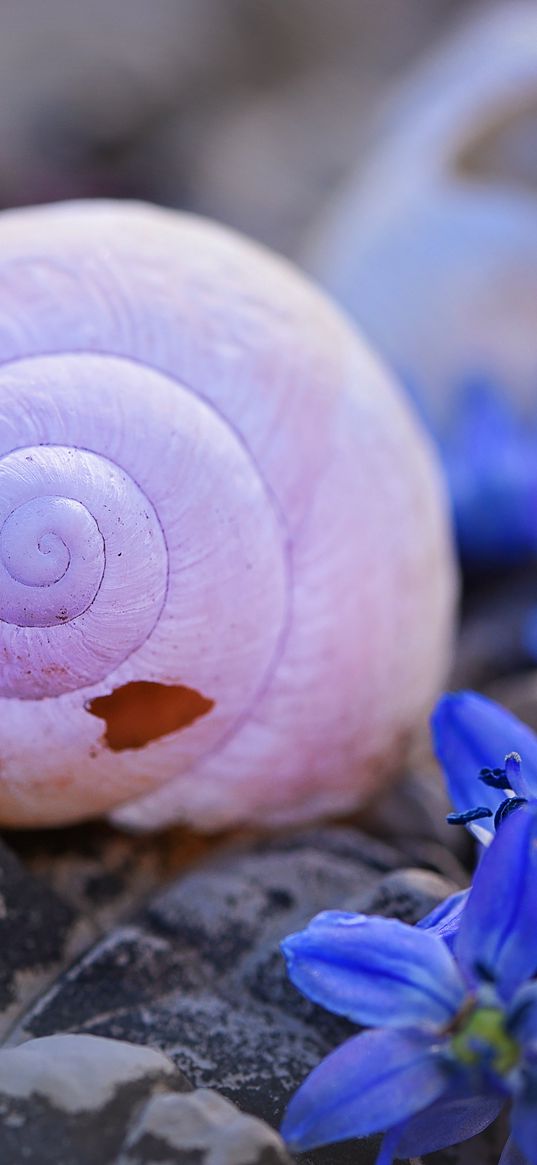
[0,200,455,830]
[305,4,537,435]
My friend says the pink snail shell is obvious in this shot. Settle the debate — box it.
[0,200,456,830]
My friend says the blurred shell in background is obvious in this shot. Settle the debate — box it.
[305,3,537,566]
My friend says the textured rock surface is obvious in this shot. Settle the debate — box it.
[9,821,216,932]
[0,824,407,1160]
[0,1033,290,1165]
[119,1087,291,1165]
[0,838,92,1040]
[357,761,472,880]
[354,866,460,925]
[0,1033,186,1164]
[0,822,508,1163]
[10,828,403,1125]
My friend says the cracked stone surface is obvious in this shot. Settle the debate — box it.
[0,838,92,1042]
[0,1033,291,1165]
[0,825,471,1165]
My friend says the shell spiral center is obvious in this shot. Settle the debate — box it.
[1,493,105,627]
[0,444,168,698]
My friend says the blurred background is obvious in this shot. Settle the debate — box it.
[3,0,537,621]
[0,0,470,250]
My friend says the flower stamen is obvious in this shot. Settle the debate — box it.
[447,752,527,832]
[450,1006,520,1079]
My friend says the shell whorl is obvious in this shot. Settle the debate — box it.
[0,444,167,697]
[0,349,289,753]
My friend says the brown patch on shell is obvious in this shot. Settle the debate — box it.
[86,682,214,751]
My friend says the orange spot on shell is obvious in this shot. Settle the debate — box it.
[86,681,215,752]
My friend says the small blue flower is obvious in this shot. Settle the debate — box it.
[280,806,537,1163]
[438,377,537,567]
[432,690,537,842]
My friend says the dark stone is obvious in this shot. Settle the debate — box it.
[8,821,217,933]
[119,1088,291,1165]
[0,836,91,1038]
[353,867,462,925]
[0,1033,290,1164]
[0,1034,190,1165]
[356,748,473,879]
[12,827,404,1165]
[0,826,491,1164]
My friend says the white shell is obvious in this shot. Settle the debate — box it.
[0,200,456,829]
[305,4,537,426]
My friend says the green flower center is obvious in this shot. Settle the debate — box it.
[450,1005,519,1077]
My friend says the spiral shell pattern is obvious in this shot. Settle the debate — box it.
[0,200,455,829]
[0,442,168,695]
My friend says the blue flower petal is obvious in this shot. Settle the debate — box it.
[374,1125,402,1165]
[394,1090,503,1157]
[432,692,537,830]
[455,805,537,1001]
[281,911,464,1028]
[498,1137,526,1165]
[443,377,537,565]
[280,1028,448,1152]
[511,1057,537,1165]
[508,982,537,1048]
[499,1138,530,1165]
[417,888,469,952]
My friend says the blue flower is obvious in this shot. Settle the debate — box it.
[399,374,537,569]
[416,885,469,953]
[438,377,537,567]
[432,689,537,842]
[280,806,537,1164]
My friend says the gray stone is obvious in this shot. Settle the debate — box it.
[10,820,215,934]
[119,1088,291,1165]
[0,827,492,1165]
[0,1033,190,1165]
[0,1033,290,1164]
[352,867,462,925]
[356,760,472,878]
[8,827,404,1165]
[0,838,92,1040]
